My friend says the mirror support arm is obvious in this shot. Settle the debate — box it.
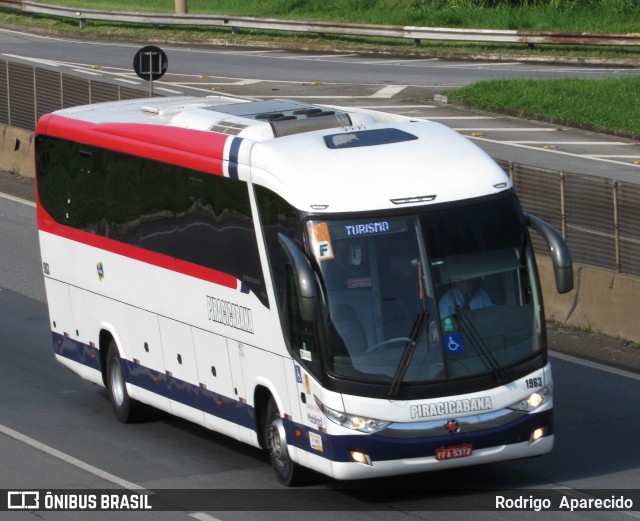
[525,212,574,294]
[278,232,320,322]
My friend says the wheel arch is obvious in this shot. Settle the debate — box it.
[254,384,273,450]
[98,324,122,387]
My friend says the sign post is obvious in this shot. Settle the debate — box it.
[175,0,188,14]
[133,46,168,97]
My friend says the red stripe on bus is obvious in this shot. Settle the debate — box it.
[37,115,228,176]
[35,115,238,289]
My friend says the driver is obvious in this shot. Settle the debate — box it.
[439,278,493,318]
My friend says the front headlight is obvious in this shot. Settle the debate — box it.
[315,396,390,433]
[508,384,553,412]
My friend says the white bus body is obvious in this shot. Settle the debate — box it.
[35,96,572,485]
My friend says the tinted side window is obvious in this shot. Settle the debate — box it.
[255,186,324,376]
[254,185,301,313]
[136,159,178,257]
[36,136,268,307]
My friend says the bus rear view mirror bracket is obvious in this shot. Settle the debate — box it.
[278,232,320,322]
[524,212,574,294]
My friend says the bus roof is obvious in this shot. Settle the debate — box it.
[38,96,511,213]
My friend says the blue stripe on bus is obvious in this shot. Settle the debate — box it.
[51,332,255,430]
[124,359,255,430]
[283,409,553,463]
[227,137,243,180]
[52,332,102,371]
[51,332,553,463]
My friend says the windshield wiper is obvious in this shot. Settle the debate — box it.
[456,310,510,384]
[387,310,429,399]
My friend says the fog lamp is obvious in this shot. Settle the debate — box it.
[350,451,373,466]
[530,427,545,443]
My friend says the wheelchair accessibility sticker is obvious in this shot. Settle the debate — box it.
[445,333,464,354]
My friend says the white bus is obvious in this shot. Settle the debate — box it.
[35,96,573,485]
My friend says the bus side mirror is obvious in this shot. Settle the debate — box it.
[278,232,320,322]
[525,213,574,294]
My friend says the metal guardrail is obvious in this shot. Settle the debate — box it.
[2,58,640,277]
[1,0,640,48]
[0,60,148,129]
[499,160,640,275]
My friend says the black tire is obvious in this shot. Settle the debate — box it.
[105,339,146,423]
[264,396,309,486]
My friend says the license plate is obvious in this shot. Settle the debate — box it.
[435,443,473,461]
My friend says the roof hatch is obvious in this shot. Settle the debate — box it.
[203,99,352,138]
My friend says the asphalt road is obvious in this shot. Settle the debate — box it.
[3,26,639,86]
[3,27,640,183]
[1,178,640,519]
[1,26,640,519]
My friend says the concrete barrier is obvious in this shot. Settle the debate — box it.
[1,124,638,343]
[0,123,35,178]
[537,256,640,342]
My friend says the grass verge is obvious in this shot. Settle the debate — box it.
[2,1,640,136]
[23,0,640,33]
[444,77,640,137]
[2,11,640,65]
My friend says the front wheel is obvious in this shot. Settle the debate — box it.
[264,397,309,486]
[106,340,146,423]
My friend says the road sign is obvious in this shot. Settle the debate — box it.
[133,46,168,95]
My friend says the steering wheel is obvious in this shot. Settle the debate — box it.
[366,337,411,353]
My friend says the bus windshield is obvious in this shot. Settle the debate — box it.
[307,193,543,386]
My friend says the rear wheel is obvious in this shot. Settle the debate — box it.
[106,340,146,423]
[264,396,309,486]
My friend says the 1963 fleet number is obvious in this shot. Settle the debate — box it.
[526,377,543,389]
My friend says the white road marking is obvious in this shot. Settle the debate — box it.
[114,78,141,85]
[550,351,640,381]
[370,85,408,98]
[5,47,640,171]
[469,135,640,168]
[2,53,61,66]
[163,80,262,86]
[189,514,223,521]
[155,87,184,94]
[586,155,640,158]
[72,68,102,76]
[205,50,282,55]
[301,53,359,59]
[0,192,35,207]
[0,28,145,46]
[0,423,146,490]
[359,58,441,65]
